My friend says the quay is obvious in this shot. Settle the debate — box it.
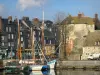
[55,60,100,70]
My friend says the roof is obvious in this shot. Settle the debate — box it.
[84,30,100,46]
[61,14,94,25]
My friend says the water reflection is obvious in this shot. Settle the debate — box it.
[55,70,100,75]
[0,70,100,75]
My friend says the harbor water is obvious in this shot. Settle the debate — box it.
[0,70,100,75]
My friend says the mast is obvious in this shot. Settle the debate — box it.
[22,20,35,60]
[17,19,22,60]
[41,9,45,63]
[31,27,35,59]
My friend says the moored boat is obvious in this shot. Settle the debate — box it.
[47,59,56,69]
[29,64,50,71]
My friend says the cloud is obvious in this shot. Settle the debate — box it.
[17,0,46,11]
[0,4,5,13]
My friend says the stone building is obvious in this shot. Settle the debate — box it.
[81,30,100,60]
[60,13,95,60]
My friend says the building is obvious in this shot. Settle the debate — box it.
[0,16,57,59]
[59,13,95,60]
[81,30,100,60]
[0,16,17,59]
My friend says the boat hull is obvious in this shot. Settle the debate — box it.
[47,60,56,69]
[29,65,50,71]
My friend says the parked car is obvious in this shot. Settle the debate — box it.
[88,53,100,60]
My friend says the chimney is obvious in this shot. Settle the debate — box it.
[0,16,2,32]
[78,12,82,18]
[33,18,39,25]
[8,16,12,21]
[95,13,98,19]
[14,16,18,23]
[82,12,84,17]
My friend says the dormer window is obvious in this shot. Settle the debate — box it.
[95,41,100,46]
[8,16,12,24]
[8,19,12,24]
[98,42,100,45]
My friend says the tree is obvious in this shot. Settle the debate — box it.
[54,12,67,25]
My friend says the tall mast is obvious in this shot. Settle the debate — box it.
[21,20,35,59]
[31,27,35,59]
[17,19,22,60]
[41,9,45,63]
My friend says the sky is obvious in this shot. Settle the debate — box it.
[0,0,100,21]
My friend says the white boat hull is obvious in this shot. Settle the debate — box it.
[47,60,56,69]
[29,65,50,71]
[29,65,43,71]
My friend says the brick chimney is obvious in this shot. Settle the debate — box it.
[33,18,39,24]
[0,16,2,32]
[78,12,83,18]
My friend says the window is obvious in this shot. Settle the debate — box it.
[8,20,12,24]
[8,34,10,39]
[8,42,10,46]
[2,42,4,46]
[11,34,14,39]
[95,41,100,45]
[39,32,40,35]
[20,32,22,35]
[6,27,8,32]
[21,43,23,47]
[98,41,100,45]
[28,34,29,37]
[21,37,23,41]
[44,40,46,44]
[39,37,40,41]
[1,36,4,40]
[11,42,14,46]
[55,33,56,36]
[9,27,11,32]
[49,28,52,31]
[50,40,51,44]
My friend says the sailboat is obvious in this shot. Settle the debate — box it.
[21,16,50,71]
[28,10,50,71]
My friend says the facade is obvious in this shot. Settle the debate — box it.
[81,30,100,60]
[59,13,95,60]
[0,16,17,59]
[0,16,58,59]
[20,17,33,59]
